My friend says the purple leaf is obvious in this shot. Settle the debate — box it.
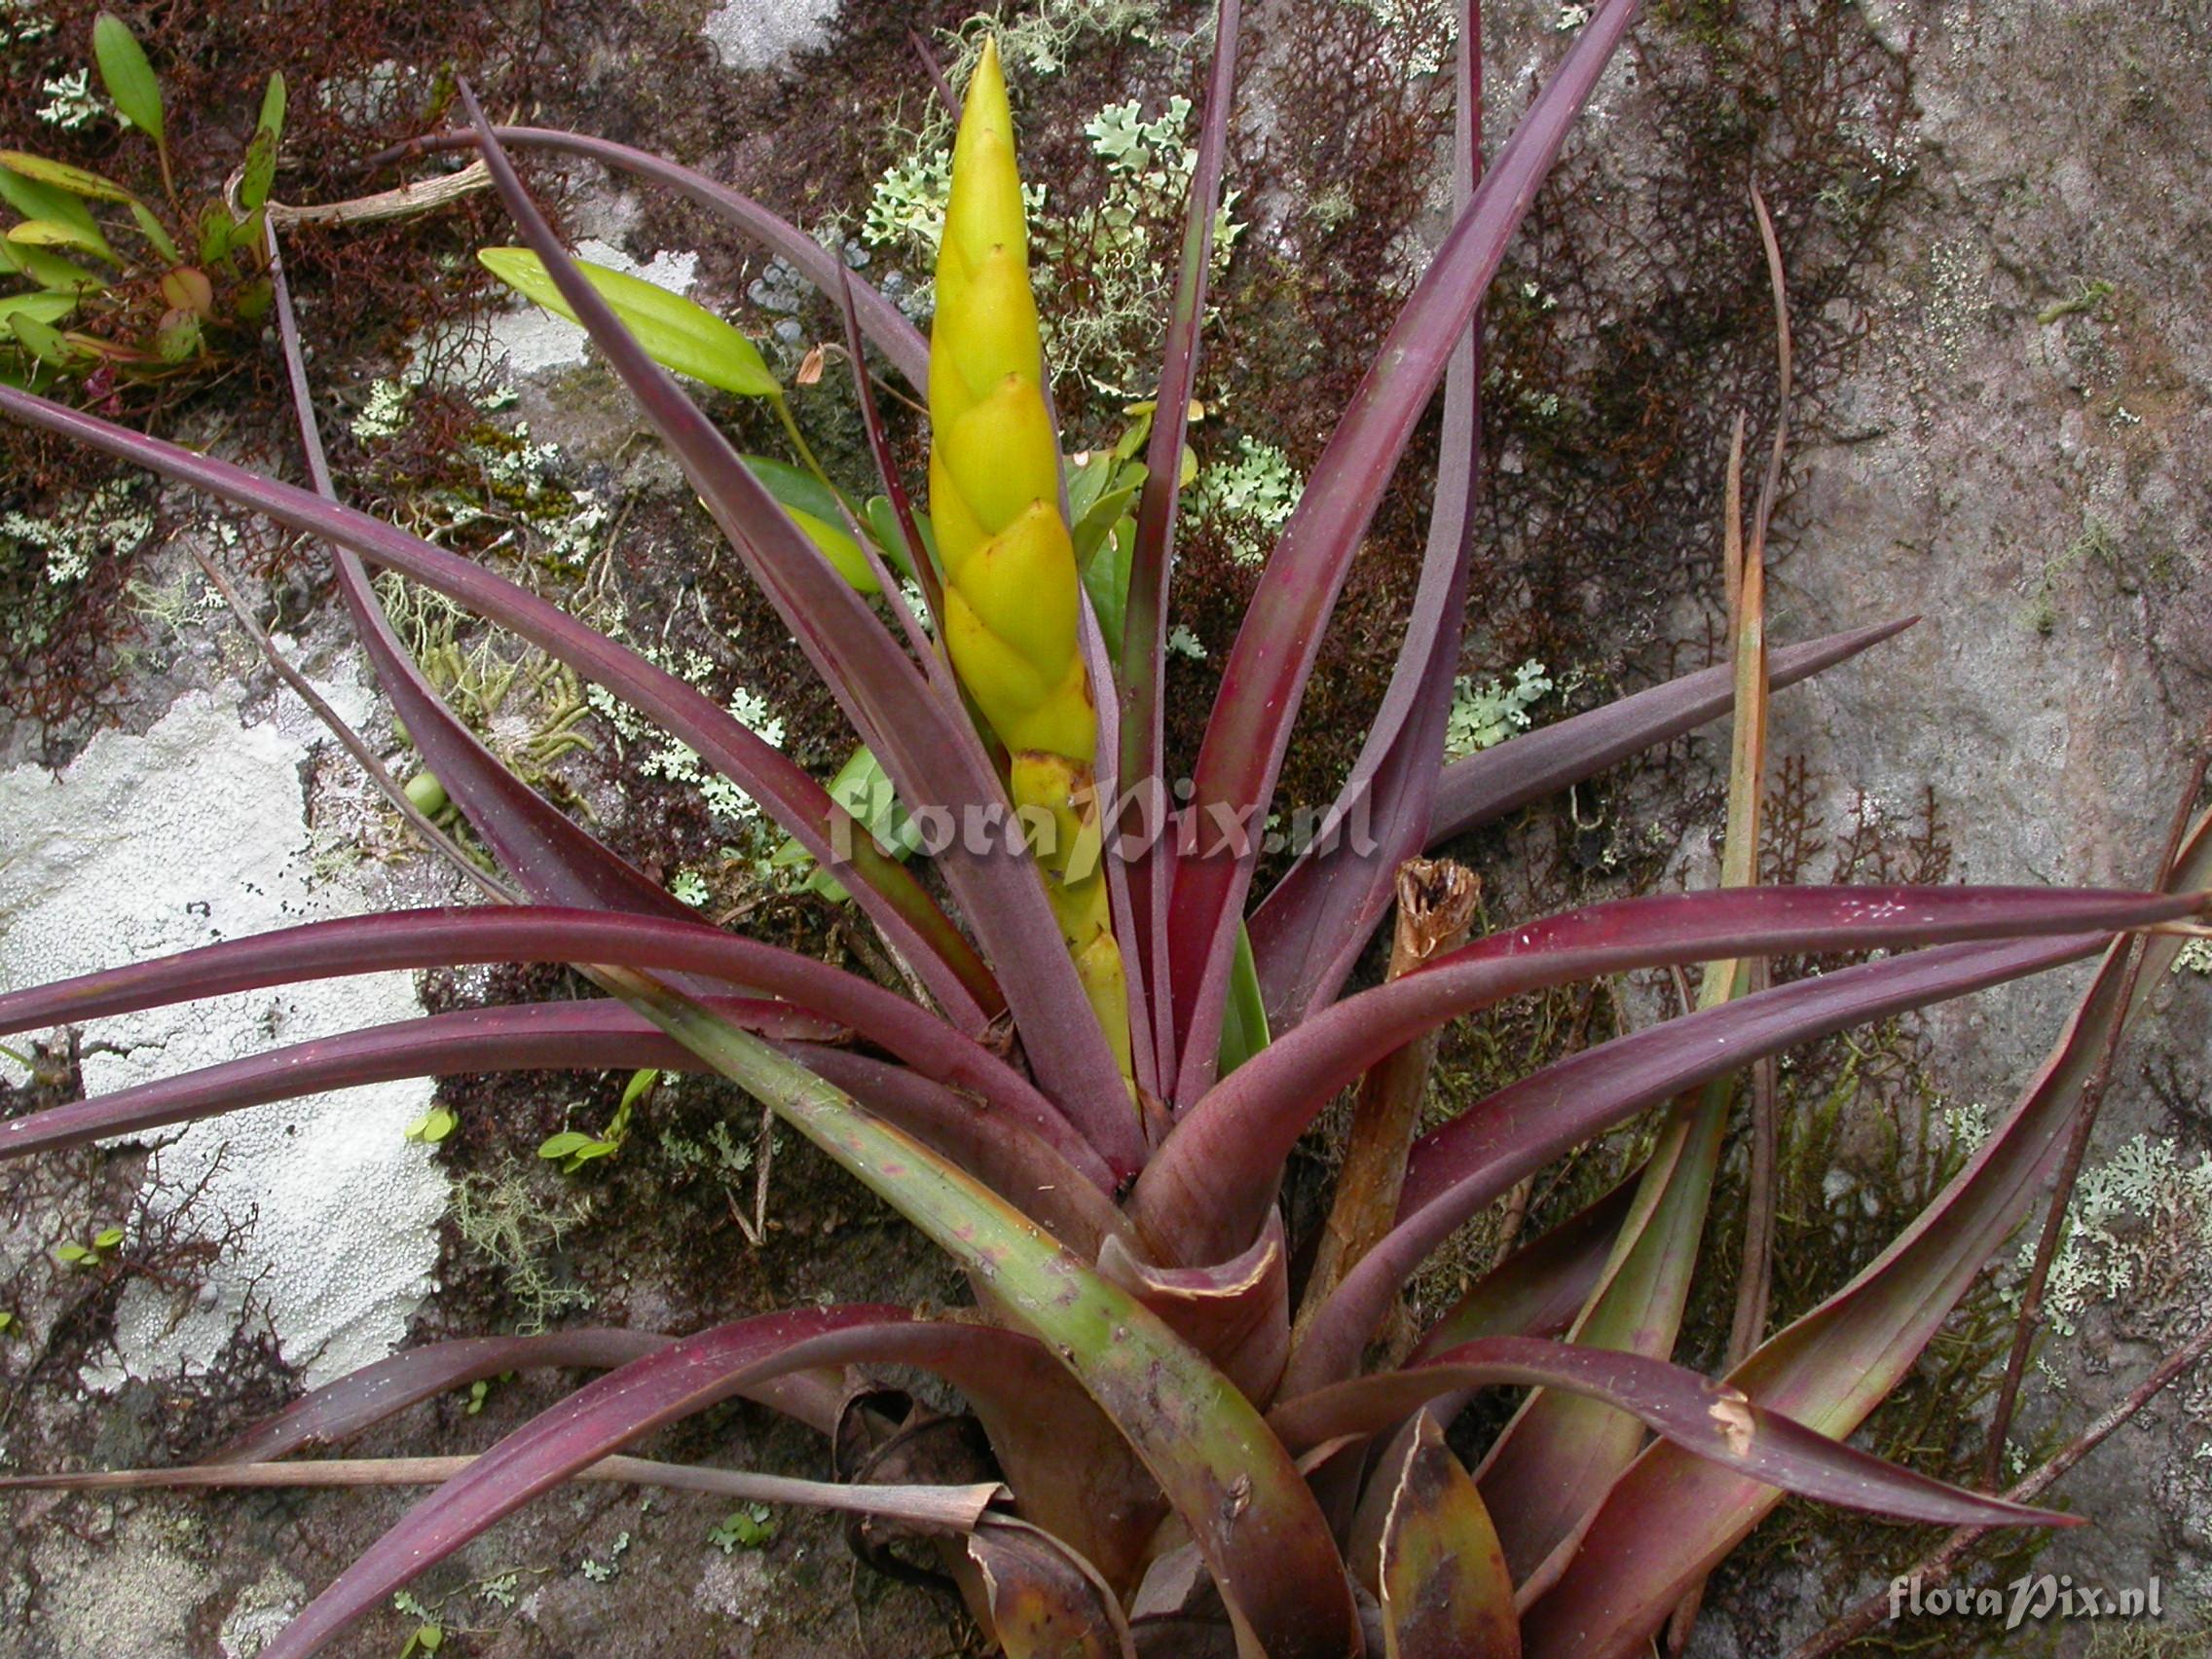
[1168,0,1643,1099]
[1517,809,2212,1658]
[0,381,1005,1033]
[264,224,703,933]
[0,998,1127,1251]
[1269,1336,2076,1532]
[1283,936,2103,1397]
[0,905,1091,1178]
[1239,0,1486,1037]
[1410,1173,1639,1358]
[1252,619,1916,1028]
[213,1331,676,1461]
[1427,617,1914,841]
[1116,0,1242,1090]
[255,1311,1050,1659]
[1137,884,2200,1266]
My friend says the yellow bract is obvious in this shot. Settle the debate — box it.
[930,37,1134,1095]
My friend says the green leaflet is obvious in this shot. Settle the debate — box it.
[240,73,286,215]
[0,292,79,328]
[6,217,116,266]
[477,247,780,400]
[0,166,120,267]
[92,13,166,146]
[0,152,137,205]
[738,453,882,594]
[1216,919,1272,1076]
[770,745,922,901]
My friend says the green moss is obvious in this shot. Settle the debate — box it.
[449,1164,595,1334]
[2020,516,2120,634]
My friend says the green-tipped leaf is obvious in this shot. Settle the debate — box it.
[970,1520,1137,1659]
[478,246,780,398]
[0,152,137,204]
[240,72,286,213]
[0,291,79,328]
[1379,1413,1519,1659]
[7,219,117,264]
[127,201,179,261]
[9,312,77,365]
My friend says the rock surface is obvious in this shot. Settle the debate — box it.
[0,671,447,1391]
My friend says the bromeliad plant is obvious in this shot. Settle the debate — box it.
[0,3,2206,1655]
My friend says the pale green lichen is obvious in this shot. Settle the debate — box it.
[3,477,158,658]
[2,480,154,589]
[659,1117,755,1184]
[2030,1134,2212,1340]
[0,0,55,48]
[583,652,784,832]
[2021,516,2120,635]
[1189,435,1302,565]
[35,65,102,129]
[1939,1097,1993,1154]
[450,1167,594,1334]
[2173,939,2212,977]
[1445,660,1555,756]
[351,378,416,442]
[949,0,1173,85]
[865,87,1241,397]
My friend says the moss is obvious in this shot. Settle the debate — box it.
[448,1163,595,1335]
[2083,1627,2212,1659]
[2020,516,2122,635]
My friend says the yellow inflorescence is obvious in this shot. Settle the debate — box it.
[931,39,1133,1089]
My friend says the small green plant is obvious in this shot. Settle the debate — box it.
[52,1223,123,1267]
[708,1503,776,1552]
[390,1593,441,1657]
[0,13,285,388]
[403,1106,457,1144]
[1188,431,1304,565]
[537,1066,656,1171]
[2037,276,2116,326]
[577,1528,631,1582]
[1445,658,1557,756]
